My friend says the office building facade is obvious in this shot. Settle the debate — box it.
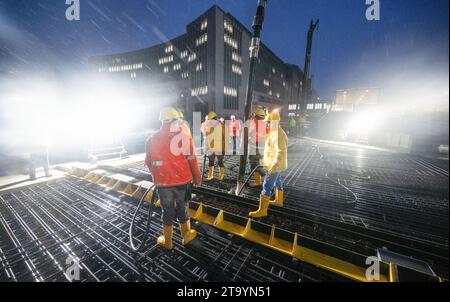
[90,5,305,122]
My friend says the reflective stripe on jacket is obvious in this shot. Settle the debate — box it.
[145,122,201,187]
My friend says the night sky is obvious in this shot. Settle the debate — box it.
[0,0,448,99]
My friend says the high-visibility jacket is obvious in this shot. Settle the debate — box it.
[249,118,268,144]
[290,117,297,128]
[263,125,288,174]
[229,119,241,137]
[203,119,228,155]
[145,123,201,187]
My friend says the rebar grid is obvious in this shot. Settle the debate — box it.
[0,178,343,282]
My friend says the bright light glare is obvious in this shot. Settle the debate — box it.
[0,74,149,151]
[347,111,382,133]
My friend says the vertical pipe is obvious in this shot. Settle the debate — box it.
[237,0,268,193]
[301,19,319,111]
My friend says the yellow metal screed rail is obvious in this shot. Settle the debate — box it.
[67,166,443,282]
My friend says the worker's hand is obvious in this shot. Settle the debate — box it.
[193,182,201,187]
[193,176,202,187]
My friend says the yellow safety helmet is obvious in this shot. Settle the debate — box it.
[207,111,217,120]
[159,107,179,121]
[266,112,281,122]
[254,107,266,118]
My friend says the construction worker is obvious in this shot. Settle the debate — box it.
[145,107,202,250]
[289,116,297,137]
[248,107,268,187]
[200,115,208,149]
[249,111,288,218]
[203,111,227,181]
[229,115,241,155]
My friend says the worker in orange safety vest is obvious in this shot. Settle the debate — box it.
[145,107,202,250]
[229,115,241,155]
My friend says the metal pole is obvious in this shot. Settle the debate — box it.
[301,19,319,111]
[237,0,268,194]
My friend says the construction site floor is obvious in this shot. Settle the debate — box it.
[0,178,345,282]
[120,138,449,245]
[0,138,448,281]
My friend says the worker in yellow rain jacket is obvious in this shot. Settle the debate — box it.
[249,111,288,218]
[203,112,228,181]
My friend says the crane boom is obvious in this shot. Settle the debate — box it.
[302,19,319,111]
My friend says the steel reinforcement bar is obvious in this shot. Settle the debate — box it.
[64,166,445,282]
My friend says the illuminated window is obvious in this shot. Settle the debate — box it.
[263,79,270,87]
[201,19,208,30]
[224,35,238,49]
[268,90,272,96]
[188,53,197,62]
[307,104,314,110]
[180,50,188,59]
[232,52,242,63]
[315,103,322,110]
[131,72,137,79]
[232,64,242,75]
[224,86,238,97]
[159,55,174,65]
[196,34,208,46]
[224,20,233,33]
[181,72,189,79]
[107,62,143,73]
[164,66,169,73]
[196,63,203,72]
[192,86,208,96]
[283,81,286,87]
[272,67,276,74]
[173,63,181,71]
[289,104,297,110]
[165,45,173,53]
[276,92,281,99]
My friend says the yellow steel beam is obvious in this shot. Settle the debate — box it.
[188,202,389,282]
[67,167,390,282]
